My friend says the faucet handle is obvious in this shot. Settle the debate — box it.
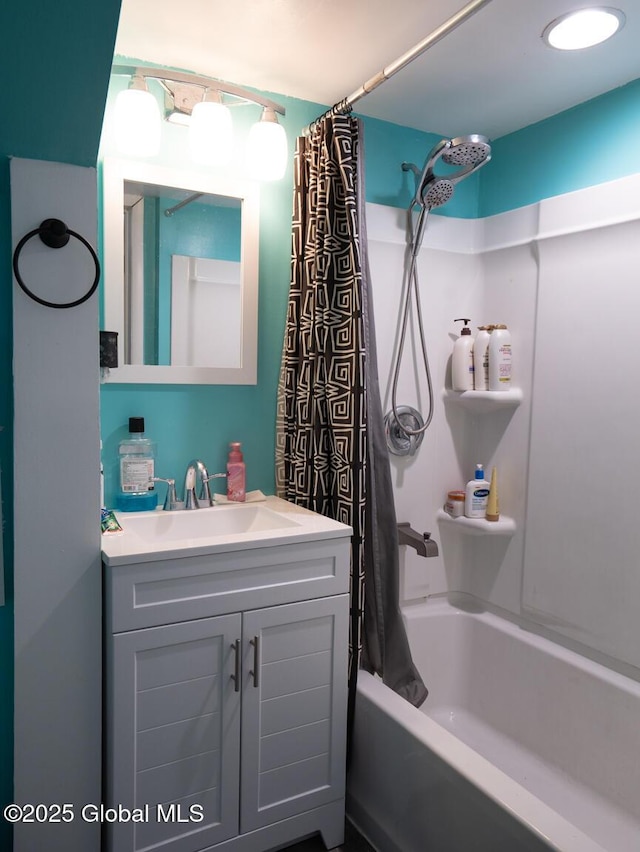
[203,472,227,484]
[199,471,227,505]
[150,476,181,511]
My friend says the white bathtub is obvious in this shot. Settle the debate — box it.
[347,597,640,852]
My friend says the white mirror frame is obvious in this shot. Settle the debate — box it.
[102,157,259,384]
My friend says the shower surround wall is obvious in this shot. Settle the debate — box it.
[367,171,640,676]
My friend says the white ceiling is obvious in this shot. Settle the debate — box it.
[114,0,640,140]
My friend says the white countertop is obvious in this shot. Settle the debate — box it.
[101,495,353,566]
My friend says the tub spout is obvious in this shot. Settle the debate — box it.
[397,522,439,557]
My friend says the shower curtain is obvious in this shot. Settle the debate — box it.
[276,114,427,728]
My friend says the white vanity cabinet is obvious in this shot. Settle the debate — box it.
[103,523,351,852]
[108,613,242,851]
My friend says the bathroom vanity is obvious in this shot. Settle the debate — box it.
[101,497,352,852]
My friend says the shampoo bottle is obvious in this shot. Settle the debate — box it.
[473,325,492,391]
[117,417,158,512]
[465,463,490,519]
[488,324,512,391]
[226,442,246,502]
[452,318,475,391]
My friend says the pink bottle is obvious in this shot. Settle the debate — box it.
[226,442,246,502]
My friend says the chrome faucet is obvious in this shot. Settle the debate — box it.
[397,522,439,557]
[183,459,227,509]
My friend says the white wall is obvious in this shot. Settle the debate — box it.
[12,159,102,851]
[366,206,483,603]
[367,172,640,675]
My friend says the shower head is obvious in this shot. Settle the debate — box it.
[442,134,491,172]
[410,177,454,257]
[422,178,454,209]
[424,133,491,186]
[405,132,492,211]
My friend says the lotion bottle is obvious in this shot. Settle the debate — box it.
[452,318,474,391]
[488,324,512,391]
[473,325,492,390]
[465,463,490,518]
[226,442,246,502]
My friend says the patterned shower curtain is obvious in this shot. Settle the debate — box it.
[276,114,427,733]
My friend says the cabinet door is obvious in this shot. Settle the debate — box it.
[107,614,242,852]
[240,595,349,832]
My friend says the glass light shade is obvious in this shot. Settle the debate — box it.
[246,111,288,181]
[543,7,625,50]
[113,87,162,157]
[189,100,233,165]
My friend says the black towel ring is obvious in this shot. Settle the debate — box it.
[12,218,101,309]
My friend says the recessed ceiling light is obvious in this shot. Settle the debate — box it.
[543,7,625,50]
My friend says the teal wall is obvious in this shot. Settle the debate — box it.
[480,77,640,217]
[0,1,121,846]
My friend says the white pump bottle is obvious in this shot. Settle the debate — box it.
[452,318,475,391]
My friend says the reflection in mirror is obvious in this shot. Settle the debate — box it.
[123,182,242,367]
[171,254,241,368]
[102,159,259,384]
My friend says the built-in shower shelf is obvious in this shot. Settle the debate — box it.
[436,510,516,536]
[443,388,523,412]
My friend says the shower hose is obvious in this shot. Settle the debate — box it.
[389,203,435,438]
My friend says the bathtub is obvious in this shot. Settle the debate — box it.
[347,597,640,852]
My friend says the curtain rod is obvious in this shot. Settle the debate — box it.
[164,192,204,218]
[306,0,494,132]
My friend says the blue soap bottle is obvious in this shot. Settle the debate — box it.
[116,417,158,512]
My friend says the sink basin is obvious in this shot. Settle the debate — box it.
[117,503,300,543]
[101,496,352,565]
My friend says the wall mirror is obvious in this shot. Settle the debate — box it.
[102,157,259,384]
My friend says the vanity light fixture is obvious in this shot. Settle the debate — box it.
[542,6,625,50]
[111,65,288,180]
[113,74,162,157]
[246,107,289,181]
[189,89,233,166]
